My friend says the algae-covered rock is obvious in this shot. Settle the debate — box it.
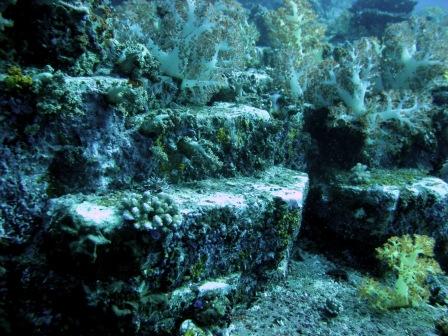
[45,166,308,283]
[179,319,212,336]
[35,73,149,117]
[137,102,307,182]
[1,0,111,70]
[24,74,307,194]
[12,166,308,334]
[312,168,448,247]
[115,42,159,80]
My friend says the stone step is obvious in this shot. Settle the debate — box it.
[311,168,448,251]
[40,166,308,334]
[40,74,306,194]
[135,101,305,182]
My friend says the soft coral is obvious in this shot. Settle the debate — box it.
[359,234,443,310]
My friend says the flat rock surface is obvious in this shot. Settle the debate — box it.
[41,167,309,334]
[169,165,308,211]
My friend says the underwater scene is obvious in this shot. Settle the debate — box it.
[1,0,448,335]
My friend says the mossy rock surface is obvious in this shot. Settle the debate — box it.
[137,102,307,182]
[19,166,309,334]
[311,169,448,247]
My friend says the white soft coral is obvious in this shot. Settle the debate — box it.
[368,93,422,127]
[324,41,377,117]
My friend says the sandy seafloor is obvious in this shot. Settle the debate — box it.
[229,244,446,336]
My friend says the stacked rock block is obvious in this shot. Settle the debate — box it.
[0,58,309,334]
[138,102,306,182]
[0,47,310,334]
[31,167,308,334]
[25,73,307,195]
[308,168,448,266]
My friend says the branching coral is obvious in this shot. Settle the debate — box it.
[324,61,371,117]
[359,234,443,310]
[381,16,448,90]
[366,92,425,128]
[265,0,324,58]
[322,38,381,117]
[387,43,442,90]
[264,0,325,99]
[113,0,258,91]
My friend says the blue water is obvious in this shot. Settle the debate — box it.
[415,0,448,11]
[240,0,448,12]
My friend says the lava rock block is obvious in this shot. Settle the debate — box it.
[12,166,308,334]
[137,102,307,182]
[314,169,448,247]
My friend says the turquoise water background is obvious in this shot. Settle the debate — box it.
[416,0,448,11]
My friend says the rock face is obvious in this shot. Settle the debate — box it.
[137,102,304,182]
[0,68,308,248]
[310,169,448,249]
[10,166,308,334]
[0,67,310,334]
[32,73,307,194]
[349,0,417,37]
[0,29,311,332]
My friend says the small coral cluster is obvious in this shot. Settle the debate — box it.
[121,191,182,232]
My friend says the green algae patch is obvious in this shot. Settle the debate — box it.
[337,167,428,188]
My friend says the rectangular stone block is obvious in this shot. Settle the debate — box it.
[137,102,306,182]
[43,166,308,333]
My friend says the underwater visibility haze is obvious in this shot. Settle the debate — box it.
[1,0,448,335]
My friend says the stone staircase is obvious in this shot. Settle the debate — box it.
[31,77,310,335]
[44,76,306,195]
